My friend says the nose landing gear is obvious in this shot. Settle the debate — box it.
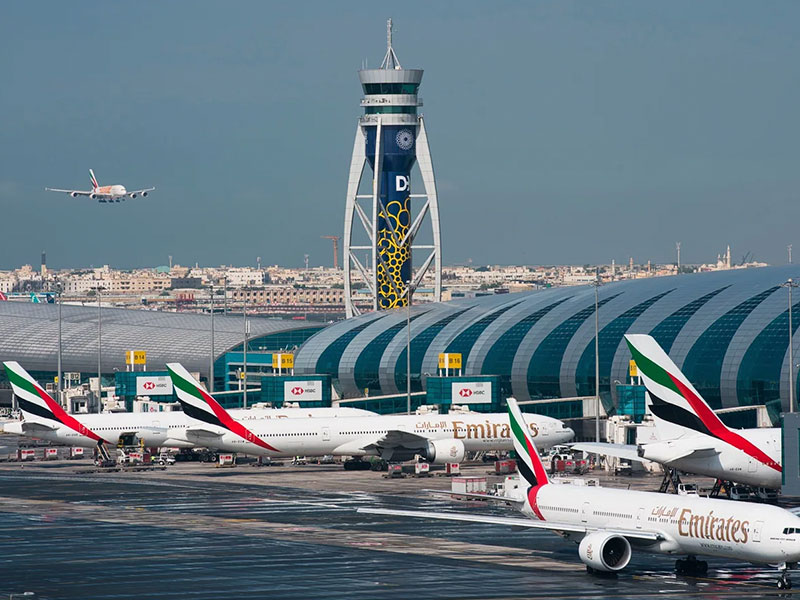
[778,563,795,590]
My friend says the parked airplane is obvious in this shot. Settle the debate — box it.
[571,334,782,489]
[46,169,154,203]
[358,398,800,589]
[167,363,574,462]
[2,362,375,452]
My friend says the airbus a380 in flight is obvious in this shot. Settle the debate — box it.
[2,362,374,451]
[359,398,800,589]
[46,169,154,202]
[572,334,782,489]
[166,363,574,462]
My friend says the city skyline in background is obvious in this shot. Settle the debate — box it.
[2,2,799,270]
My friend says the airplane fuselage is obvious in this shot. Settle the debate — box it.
[528,482,800,564]
[172,412,574,458]
[640,428,782,488]
[3,407,376,449]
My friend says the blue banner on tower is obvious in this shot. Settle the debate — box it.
[365,125,417,309]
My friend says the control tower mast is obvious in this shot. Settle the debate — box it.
[343,19,442,317]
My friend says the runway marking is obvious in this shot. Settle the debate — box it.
[0,494,794,595]
[0,495,576,572]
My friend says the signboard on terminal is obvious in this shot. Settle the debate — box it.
[629,360,638,377]
[272,353,294,369]
[126,351,147,365]
[451,381,492,404]
[136,376,173,396]
[438,353,462,370]
[284,380,322,402]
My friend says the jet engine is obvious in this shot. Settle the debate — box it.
[90,193,97,199]
[141,191,148,197]
[578,531,632,572]
[70,192,78,198]
[424,439,466,464]
[129,193,137,199]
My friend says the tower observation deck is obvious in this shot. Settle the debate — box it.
[343,19,442,317]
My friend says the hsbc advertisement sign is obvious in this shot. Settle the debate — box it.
[451,381,492,404]
[136,376,173,396]
[284,380,322,402]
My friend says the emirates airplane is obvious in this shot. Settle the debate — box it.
[2,362,375,451]
[359,398,800,589]
[572,334,782,489]
[46,169,154,203]
[167,362,574,462]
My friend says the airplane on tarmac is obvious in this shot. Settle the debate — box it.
[358,398,800,589]
[46,169,154,203]
[166,362,574,462]
[1,361,376,453]
[570,334,782,490]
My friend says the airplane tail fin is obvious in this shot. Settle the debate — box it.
[2,361,105,443]
[89,169,99,190]
[166,363,278,452]
[0,291,7,301]
[625,334,730,440]
[29,292,40,304]
[507,398,549,489]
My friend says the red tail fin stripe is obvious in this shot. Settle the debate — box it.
[669,374,781,472]
[527,486,545,520]
[194,385,279,452]
[33,384,105,443]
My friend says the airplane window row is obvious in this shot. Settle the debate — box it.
[594,510,632,519]
[541,505,578,514]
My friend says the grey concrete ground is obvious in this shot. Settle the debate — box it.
[0,435,796,599]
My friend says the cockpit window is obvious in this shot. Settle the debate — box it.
[783,527,799,535]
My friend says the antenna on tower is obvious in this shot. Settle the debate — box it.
[380,18,402,69]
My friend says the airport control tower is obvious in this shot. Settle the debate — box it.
[343,19,442,317]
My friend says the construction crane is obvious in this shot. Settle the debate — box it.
[321,235,341,270]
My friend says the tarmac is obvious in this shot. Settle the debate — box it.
[0,438,797,599]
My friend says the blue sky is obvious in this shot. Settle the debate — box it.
[1,2,799,269]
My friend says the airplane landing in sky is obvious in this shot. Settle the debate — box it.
[46,169,155,203]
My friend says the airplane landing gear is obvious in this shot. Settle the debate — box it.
[778,563,794,589]
[675,556,708,576]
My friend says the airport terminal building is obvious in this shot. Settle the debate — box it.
[295,265,800,424]
[0,302,320,407]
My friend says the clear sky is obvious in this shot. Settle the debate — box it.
[1,2,798,269]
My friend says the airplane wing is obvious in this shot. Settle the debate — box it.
[572,442,719,464]
[424,489,526,505]
[357,507,662,541]
[128,187,155,196]
[571,442,646,463]
[45,188,93,196]
[664,447,720,462]
[183,426,225,439]
[20,421,59,433]
[359,429,429,453]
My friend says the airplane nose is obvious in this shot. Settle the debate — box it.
[565,427,575,441]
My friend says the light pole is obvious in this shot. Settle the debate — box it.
[209,285,215,393]
[57,282,62,406]
[97,286,102,414]
[593,269,602,442]
[406,280,413,415]
[243,299,249,408]
[783,278,799,413]
[676,242,681,274]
